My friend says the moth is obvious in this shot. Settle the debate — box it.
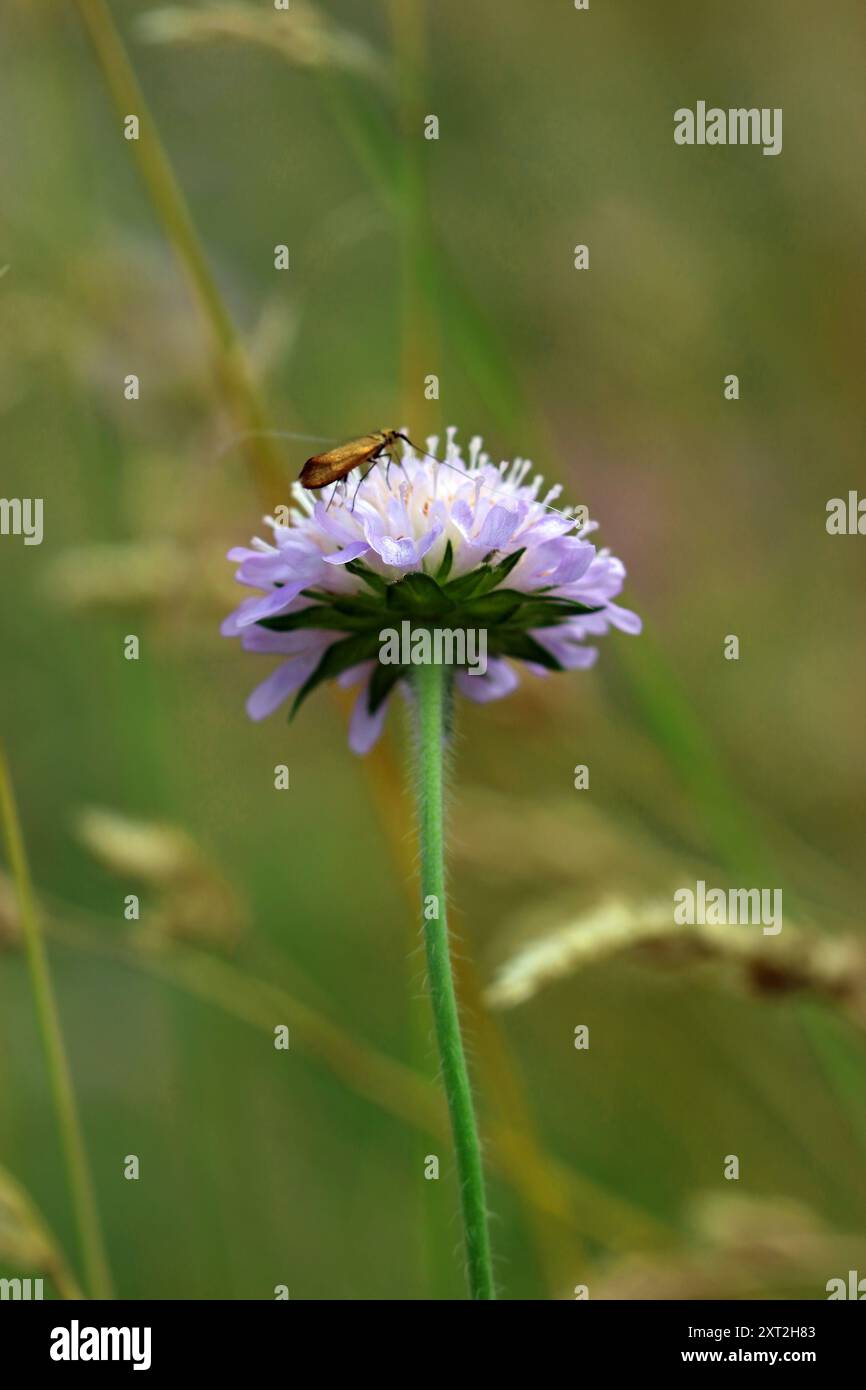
[296,428,583,527]
[298,428,417,498]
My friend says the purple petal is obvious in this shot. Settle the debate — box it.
[365,519,442,569]
[337,659,375,690]
[549,540,596,586]
[348,682,389,754]
[313,502,363,543]
[322,540,370,566]
[456,659,519,703]
[227,545,273,563]
[522,537,595,588]
[604,602,642,634]
[571,552,626,601]
[245,651,323,720]
[532,627,599,670]
[450,498,476,538]
[241,627,336,656]
[232,583,307,629]
[233,553,297,586]
[473,504,522,550]
[221,595,273,637]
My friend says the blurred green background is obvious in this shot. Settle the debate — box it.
[1,0,865,1300]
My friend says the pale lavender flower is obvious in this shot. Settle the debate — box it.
[222,428,640,752]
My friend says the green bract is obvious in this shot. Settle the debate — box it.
[256,546,602,719]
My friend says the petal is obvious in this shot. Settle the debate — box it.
[571,552,626,601]
[337,659,376,690]
[221,595,276,637]
[548,540,596,586]
[365,519,442,569]
[227,544,275,563]
[348,682,389,754]
[450,497,476,539]
[456,658,519,703]
[604,602,642,634]
[313,501,364,543]
[233,539,322,586]
[232,583,307,629]
[322,540,370,565]
[241,626,336,656]
[245,651,322,720]
[532,627,599,669]
[473,504,522,550]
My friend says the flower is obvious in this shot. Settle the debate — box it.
[221,428,641,753]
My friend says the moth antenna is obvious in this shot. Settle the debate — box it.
[395,434,583,526]
[214,429,337,462]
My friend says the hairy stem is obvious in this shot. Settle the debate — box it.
[412,663,495,1299]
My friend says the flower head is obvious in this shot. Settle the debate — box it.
[222,429,641,752]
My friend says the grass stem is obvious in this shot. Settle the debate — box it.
[73,0,285,505]
[0,743,113,1300]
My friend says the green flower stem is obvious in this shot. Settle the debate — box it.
[0,743,113,1300]
[412,662,495,1300]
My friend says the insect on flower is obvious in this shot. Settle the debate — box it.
[223,427,642,753]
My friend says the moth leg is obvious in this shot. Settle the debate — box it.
[350,465,375,511]
[384,448,407,491]
[325,478,348,512]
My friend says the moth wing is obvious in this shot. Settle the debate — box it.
[298,434,384,489]
[299,453,345,488]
